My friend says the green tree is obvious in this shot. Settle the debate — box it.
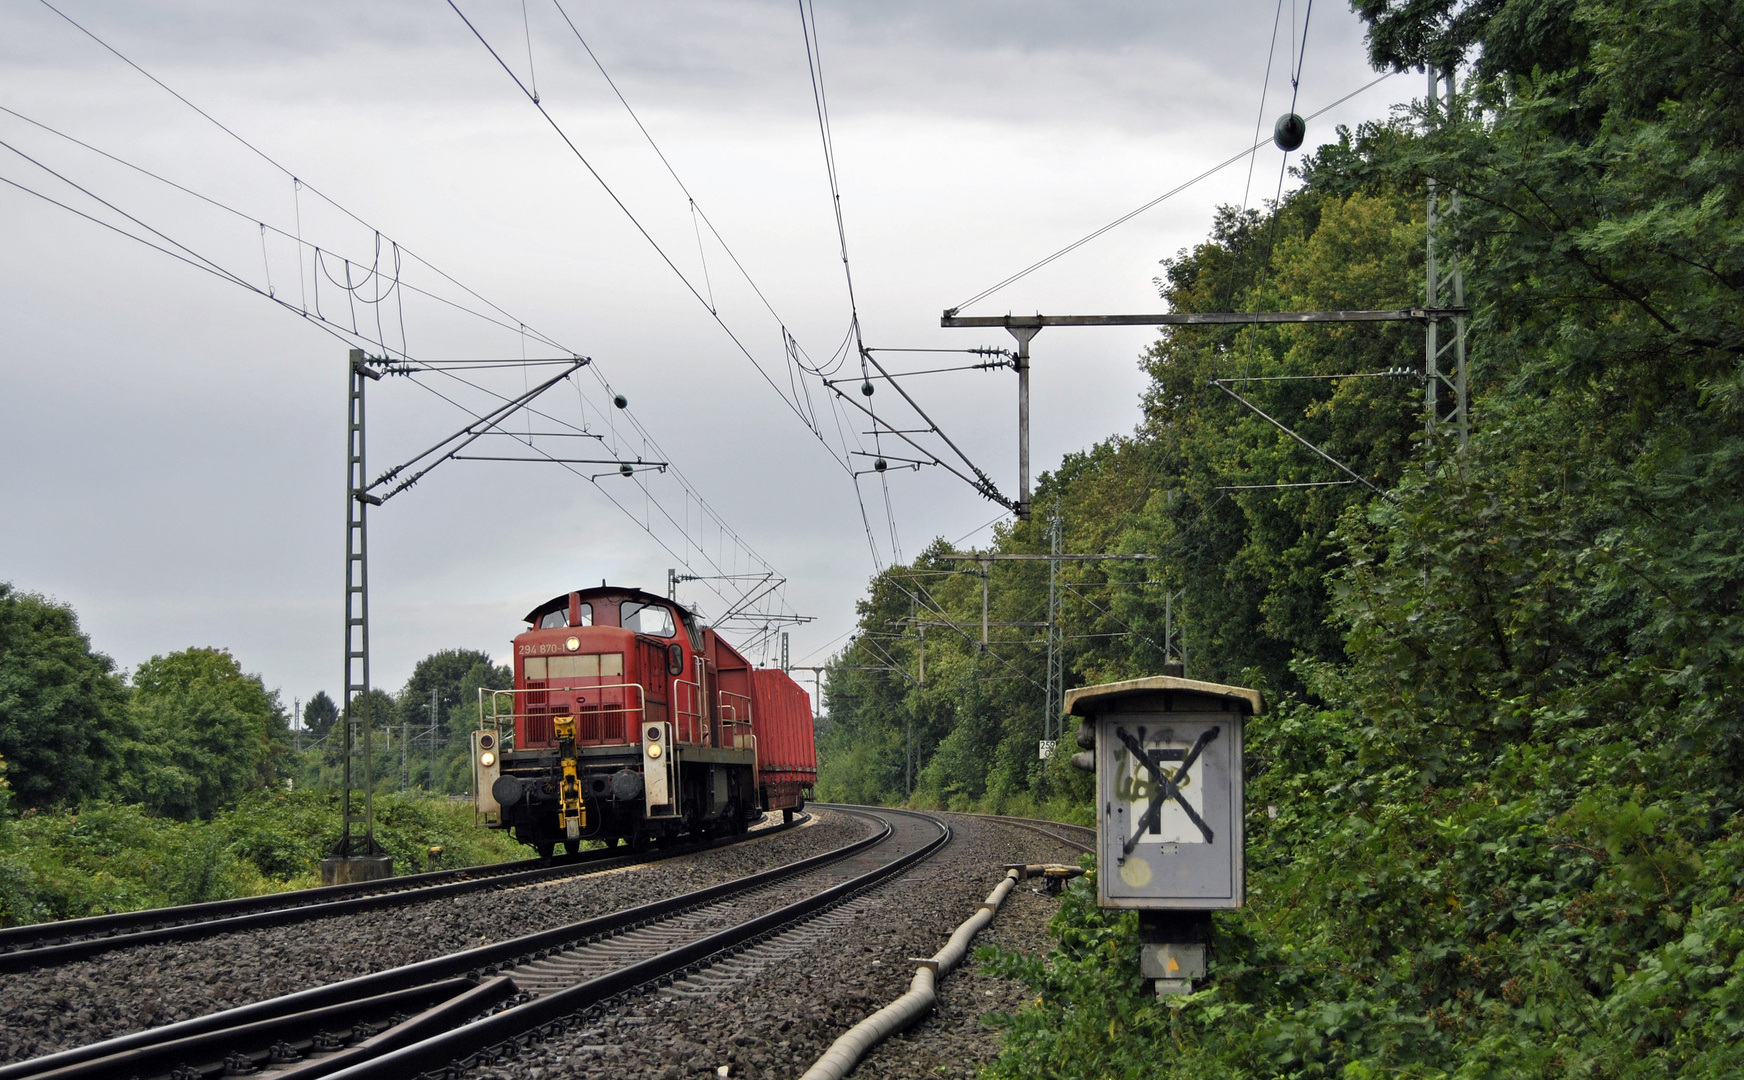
[818,176,1430,806]
[434,658,511,793]
[295,686,397,792]
[399,649,498,729]
[123,648,291,820]
[301,690,338,739]
[977,1,1744,1077]
[0,583,129,810]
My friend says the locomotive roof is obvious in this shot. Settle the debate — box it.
[522,585,697,626]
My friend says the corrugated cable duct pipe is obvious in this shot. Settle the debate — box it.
[797,867,1025,1080]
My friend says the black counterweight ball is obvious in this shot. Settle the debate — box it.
[1274,113,1306,152]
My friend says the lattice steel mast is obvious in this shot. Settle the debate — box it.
[335,348,387,869]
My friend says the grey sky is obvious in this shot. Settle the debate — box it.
[1,0,1401,714]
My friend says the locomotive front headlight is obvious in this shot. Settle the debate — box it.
[480,751,496,768]
[646,743,663,760]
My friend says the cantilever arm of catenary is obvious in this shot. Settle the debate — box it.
[367,359,587,503]
[829,386,1015,511]
[1209,379,1396,503]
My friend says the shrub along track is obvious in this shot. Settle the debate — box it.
[0,814,811,973]
[0,808,946,1080]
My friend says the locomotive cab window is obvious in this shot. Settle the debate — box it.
[621,601,676,638]
[539,603,591,630]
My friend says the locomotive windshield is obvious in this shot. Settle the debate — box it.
[621,601,676,637]
[538,603,592,629]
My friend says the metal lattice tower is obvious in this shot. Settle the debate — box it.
[1425,68,1469,448]
[1044,500,1063,743]
[336,348,385,860]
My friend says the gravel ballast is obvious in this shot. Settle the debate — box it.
[466,812,1084,1080]
[0,811,875,1066]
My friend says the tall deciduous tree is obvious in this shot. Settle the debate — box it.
[398,649,499,734]
[0,583,129,810]
[123,648,291,820]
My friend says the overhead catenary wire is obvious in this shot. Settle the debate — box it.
[451,0,899,596]
[546,0,821,364]
[533,0,1021,536]
[798,1,1013,515]
[403,367,779,615]
[16,5,799,628]
[443,0,851,479]
[1242,0,1289,211]
[798,0,867,370]
[795,0,902,565]
[948,69,1394,314]
[1252,0,1316,293]
[32,0,570,359]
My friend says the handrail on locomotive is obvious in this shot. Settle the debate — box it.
[475,681,755,751]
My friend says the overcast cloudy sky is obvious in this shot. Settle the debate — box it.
[0,0,1405,714]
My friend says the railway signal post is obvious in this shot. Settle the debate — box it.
[1068,674,1263,995]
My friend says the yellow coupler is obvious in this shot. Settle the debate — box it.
[553,715,585,841]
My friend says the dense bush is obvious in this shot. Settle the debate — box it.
[980,701,1744,1078]
[0,790,527,926]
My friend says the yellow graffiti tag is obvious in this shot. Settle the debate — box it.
[1116,752,1192,804]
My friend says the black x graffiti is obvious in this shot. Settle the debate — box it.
[1115,725,1219,853]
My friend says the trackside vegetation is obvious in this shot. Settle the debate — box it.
[822,0,1744,1075]
[0,583,524,925]
[0,791,527,925]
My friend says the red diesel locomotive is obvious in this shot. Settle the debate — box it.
[471,585,817,855]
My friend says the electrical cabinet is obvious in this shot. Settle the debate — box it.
[1066,676,1262,911]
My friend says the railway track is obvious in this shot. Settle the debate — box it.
[963,812,1094,854]
[0,813,808,974]
[0,807,947,1080]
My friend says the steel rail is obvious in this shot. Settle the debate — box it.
[0,813,808,973]
[319,808,950,1080]
[0,809,891,1080]
[966,812,1095,854]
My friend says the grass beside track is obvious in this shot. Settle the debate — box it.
[0,789,529,926]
